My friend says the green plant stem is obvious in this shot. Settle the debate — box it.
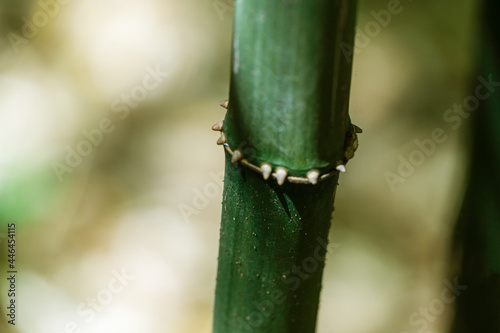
[451,1,500,331]
[213,1,357,332]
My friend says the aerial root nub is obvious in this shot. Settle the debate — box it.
[212,121,224,131]
[275,167,288,186]
[220,100,229,109]
[231,149,243,163]
[261,163,272,180]
[217,133,227,145]
[307,170,320,185]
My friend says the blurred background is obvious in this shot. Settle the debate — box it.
[0,0,482,332]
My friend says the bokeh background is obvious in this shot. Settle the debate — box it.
[0,0,481,332]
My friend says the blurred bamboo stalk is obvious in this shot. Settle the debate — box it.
[451,0,500,331]
[212,1,357,332]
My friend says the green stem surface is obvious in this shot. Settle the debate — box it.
[451,1,500,331]
[213,1,357,332]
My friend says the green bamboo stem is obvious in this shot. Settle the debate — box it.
[451,1,500,331]
[213,1,357,332]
